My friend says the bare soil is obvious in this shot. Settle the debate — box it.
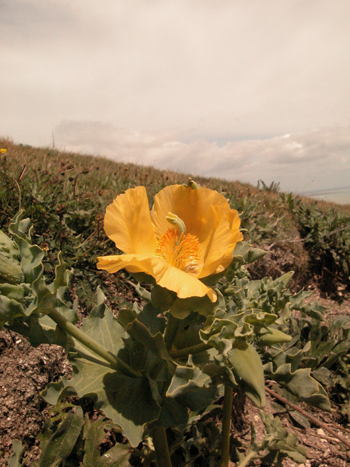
[0,332,71,465]
[1,292,349,466]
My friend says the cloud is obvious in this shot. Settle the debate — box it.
[55,121,252,174]
[268,126,350,164]
[2,0,350,145]
[55,121,350,193]
[2,1,350,198]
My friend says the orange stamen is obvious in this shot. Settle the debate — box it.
[155,228,201,274]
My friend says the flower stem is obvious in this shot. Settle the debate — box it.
[169,342,211,359]
[164,313,181,350]
[220,384,233,467]
[151,426,173,467]
[47,308,139,378]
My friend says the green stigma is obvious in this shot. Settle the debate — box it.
[166,212,186,235]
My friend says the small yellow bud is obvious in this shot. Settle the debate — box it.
[187,177,201,189]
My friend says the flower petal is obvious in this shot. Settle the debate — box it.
[97,253,157,275]
[97,254,217,302]
[213,208,244,273]
[151,185,230,241]
[104,186,157,255]
[151,185,243,277]
[227,208,244,249]
[198,205,232,278]
[151,258,217,302]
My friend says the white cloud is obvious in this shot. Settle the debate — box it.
[1,1,350,197]
[55,121,350,193]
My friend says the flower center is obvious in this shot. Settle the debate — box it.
[155,228,201,273]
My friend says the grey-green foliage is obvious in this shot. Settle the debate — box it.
[247,411,309,466]
[42,288,169,447]
[296,202,350,293]
[6,440,26,467]
[0,211,77,343]
[6,406,130,467]
[285,305,350,417]
[0,230,24,285]
[221,245,331,411]
[1,214,333,456]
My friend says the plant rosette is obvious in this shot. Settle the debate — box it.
[0,186,332,467]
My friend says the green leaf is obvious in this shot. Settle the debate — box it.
[168,311,204,351]
[169,292,220,319]
[120,318,172,381]
[42,291,166,447]
[269,347,306,373]
[289,290,313,308]
[9,213,45,285]
[231,242,267,265]
[247,247,268,264]
[271,271,294,287]
[259,411,309,464]
[0,294,25,329]
[82,418,131,467]
[166,358,218,414]
[39,407,84,467]
[135,283,151,302]
[118,302,166,343]
[167,355,213,398]
[3,214,75,325]
[42,353,159,448]
[312,367,332,387]
[199,316,239,356]
[102,372,161,445]
[228,343,266,408]
[97,443,130,467]
[82,418,108,467]
[151,284,176,311]
[7,440,26,467]
[0,253,24,284]
[244,311,278,328]
[257,327,292,346]
[331,315,350,330]
[323,340,350,369]
[26,252,73,317]
[0,230,20,259]
[0,283,31,304]
[264,363,331,411]
[154,397,189,428]
[289,410,310,429]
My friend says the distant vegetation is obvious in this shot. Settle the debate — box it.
[1,137,350,466]
[1,137,349,305]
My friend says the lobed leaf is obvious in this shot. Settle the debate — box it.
[264,363,331,411]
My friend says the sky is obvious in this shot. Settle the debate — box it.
[1,0,350,200]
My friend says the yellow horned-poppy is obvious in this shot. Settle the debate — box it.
[97,185,243,302]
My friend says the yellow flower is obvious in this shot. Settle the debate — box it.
[0,148,7,154]
[97,185,243,302]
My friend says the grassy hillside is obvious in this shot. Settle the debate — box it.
[1,137,349,305]
[1,137,350,466]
